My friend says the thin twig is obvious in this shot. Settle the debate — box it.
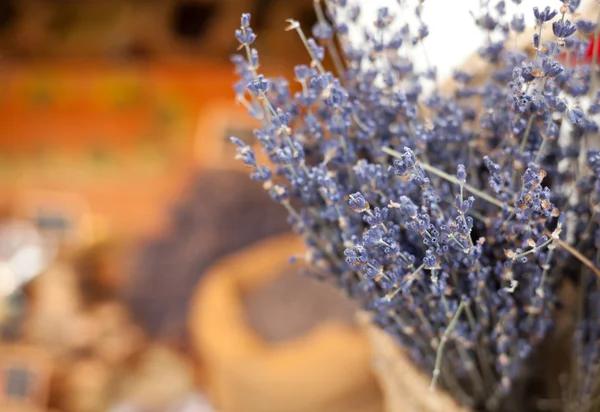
[556,239,600,278]
[286,20,326,74]
[314,0,345,77]
[464,303,495,395]
[430,301,466,391]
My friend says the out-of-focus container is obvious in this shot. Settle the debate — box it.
[189,234,382,412]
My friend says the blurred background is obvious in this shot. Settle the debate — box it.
[0,0,562,411]
[0,1,340,411]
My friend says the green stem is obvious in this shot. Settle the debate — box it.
[464,303,495,395]
[287,20,326,74]
[511,237,554,260]
[430,301,466,391]
[313,0,345,76]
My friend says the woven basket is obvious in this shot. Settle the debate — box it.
[359,313,469,412]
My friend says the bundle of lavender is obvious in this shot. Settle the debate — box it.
[229,1,600,410]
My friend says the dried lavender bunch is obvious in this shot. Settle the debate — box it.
[230,1,600,410]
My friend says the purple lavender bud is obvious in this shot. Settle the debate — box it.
[423,249,437,269]
[241,13,251,28]
[403,147,416,167]
[344,245,368,266]
[397,196,418,218]
[231,137,256,166]
[364,207,388,226]
[590,99,600,115]
[272,108,291,129]
[543,120,560,140]
[495,1,506,15]
[310,73,330,90]
[453,70,473,84]
[510,14,526,33]
[454,195,462,211]
[230,136,246,147]
[552,20,577,39]
[577,19,597,33]
[522,166,541,190]
[542,58,563,77]
[363,226,384,247]
[535,236,549,247]
[323,84,348,109]
[584,120,600,134]
[365,260,382,279]
[479,41,504,62]
[388,32,403,49]
[312,21,333,40]
[548,96,567,112]
[457,164,467,182]
[424,67,437,80]
[569,0,581,12]
[533,6,558,25]
[235,27,257,45]
[389,147,415,176]
[307,38,325,61]
[294,65,310,81]
[349,192,369,213]
[375,7,392,29]
[247,74,268,95]
[483,156,500,173]
[335,23,349,35]
[383,240,400,255]
[274,147,293,164]
[478,14,498,31]
[233,80,245,96]
[533,33,540,49]
[230,54,245,66]
[567,107,585,124]
[250,165,272,182]
[267,184,290,202]
[483,156,504,193]
[348,5,360,22]
[462,197,475,213]
[250,48,259,67]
